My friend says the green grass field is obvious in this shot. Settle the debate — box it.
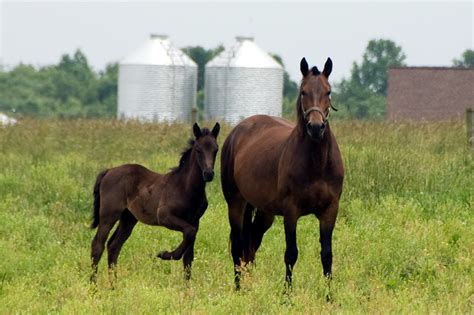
[0,119,472,313]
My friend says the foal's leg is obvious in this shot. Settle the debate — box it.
[181,200,207,280]
[156,213,197,261]
[284,214,299,290]
[248,211,274,263]
[228,197,247,290]
[107,209,138,269]
[90,211,121,282]
[182,222,198,281]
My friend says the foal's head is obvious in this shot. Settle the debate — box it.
[192,122,220,182]
[298,57,333,142]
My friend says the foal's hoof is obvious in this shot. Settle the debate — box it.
[157,251,173,260]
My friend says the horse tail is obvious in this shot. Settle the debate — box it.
[90,169,108,229]
[242,203,255,262]
[227,203,255,261]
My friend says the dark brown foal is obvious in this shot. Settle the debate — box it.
[90,122,220,282]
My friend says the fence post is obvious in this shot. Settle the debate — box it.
[467,108,473,149]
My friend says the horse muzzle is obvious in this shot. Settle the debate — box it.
[202,170,215,182]
[306,122,326,141]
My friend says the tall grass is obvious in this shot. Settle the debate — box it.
[0,119,472,313]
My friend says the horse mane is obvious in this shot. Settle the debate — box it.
[171,128,211,173]
[295,87,306,136]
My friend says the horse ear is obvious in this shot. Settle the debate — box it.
[300,57,309,76]
[211,122,220,138]
[323,57,333,78]
[193,122,202,138]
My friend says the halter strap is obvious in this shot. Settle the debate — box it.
[300,100,330,122]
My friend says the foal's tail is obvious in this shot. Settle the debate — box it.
[90,169,108,229]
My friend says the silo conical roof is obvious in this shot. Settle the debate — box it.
[206,36,283,69]
[121,34,197,67]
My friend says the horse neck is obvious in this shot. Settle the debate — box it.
[179,150,206,194]
[293,122,332,175]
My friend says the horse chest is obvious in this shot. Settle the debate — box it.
[283,178,333,215]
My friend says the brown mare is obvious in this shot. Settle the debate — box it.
[221,58,344,290]
[90,122,220,282]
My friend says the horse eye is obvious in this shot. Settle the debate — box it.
[301,91,306,96]
[327,91,331,96]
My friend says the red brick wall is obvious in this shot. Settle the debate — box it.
[387,67,474,121]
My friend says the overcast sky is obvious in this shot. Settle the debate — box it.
[1,1,472,82]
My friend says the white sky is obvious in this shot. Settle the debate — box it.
[1,1,473,82]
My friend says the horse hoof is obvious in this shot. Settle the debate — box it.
[157,251,172,260]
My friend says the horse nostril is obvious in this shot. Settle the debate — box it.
[203,170,214,182]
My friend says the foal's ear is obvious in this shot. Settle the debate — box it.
[323,57,333,78]
[211,122,220,138]
[193,122,202,138]
[300,57,309,76]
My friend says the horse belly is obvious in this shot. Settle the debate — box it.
[227,116,292,210]
[130,207,158,225]
[128,191,160,226]
[234,147,280,209]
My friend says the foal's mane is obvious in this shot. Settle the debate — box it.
[171,128,211,173]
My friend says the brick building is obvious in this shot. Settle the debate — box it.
[387,67,474,121]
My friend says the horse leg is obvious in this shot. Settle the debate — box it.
[182,222,198,281]
[318,206,338,278]
[107,209,138,270]
[284,214,299,291]
[90,212,120,283]
[156,213,197,261]
[248,211,274,263]
[228,197,247,290]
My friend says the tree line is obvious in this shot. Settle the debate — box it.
[0,42,472,120]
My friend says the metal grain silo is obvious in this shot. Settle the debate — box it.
[204,36,283,124]
[118,34,197,122]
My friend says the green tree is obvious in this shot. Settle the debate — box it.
[182,46,224,92]
[94,63,118,117]
[51,49,97,107]
[271,54,299,101]
[182,46,224,114]
[0,64,52,117]
[334,39,406,119]
[453,49,474,68]
[333,79,386,119]
[0,49,118,118]
[353,39,406,96]
[270,54,299,119]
